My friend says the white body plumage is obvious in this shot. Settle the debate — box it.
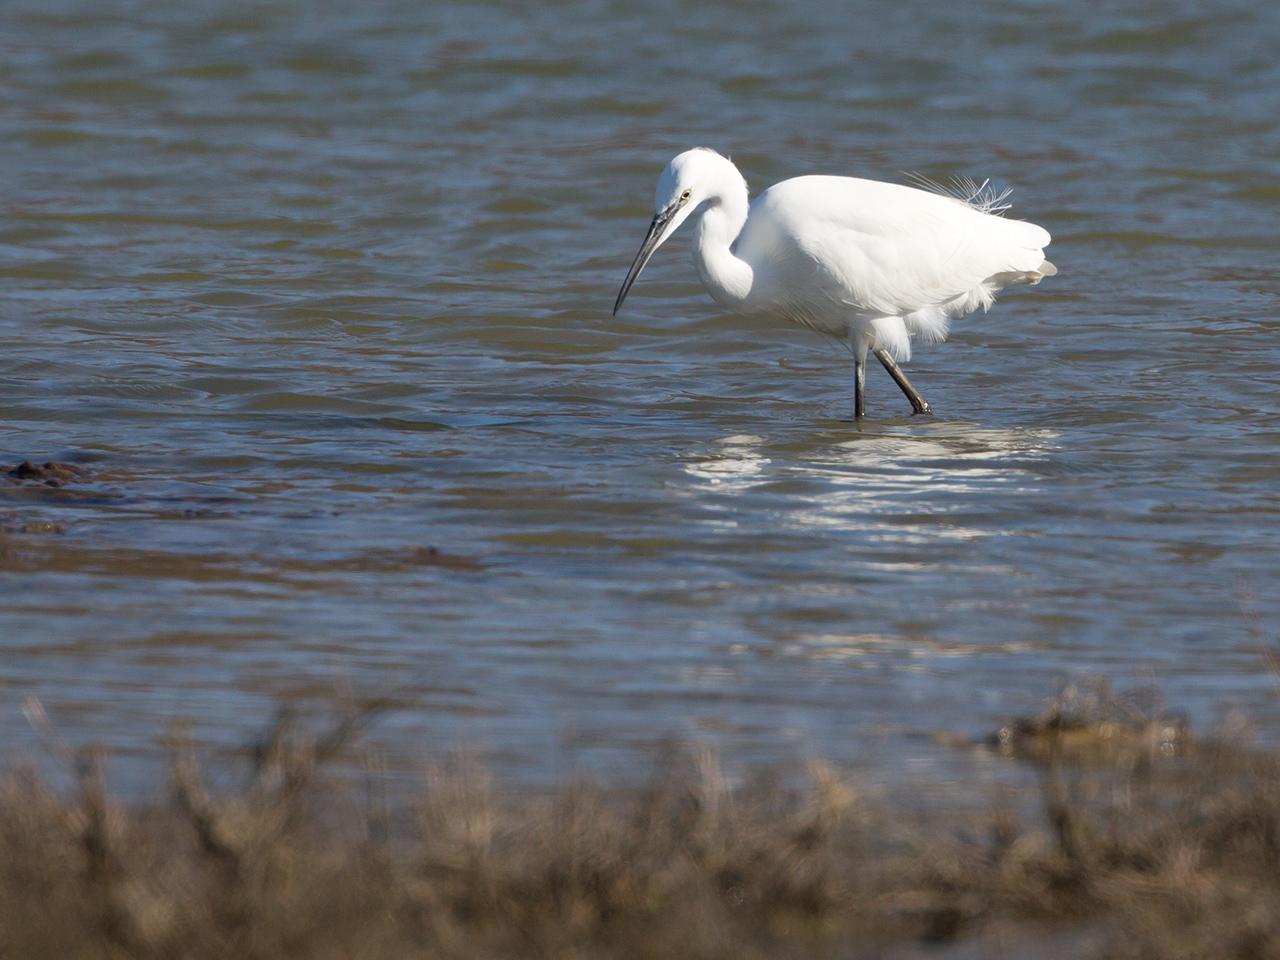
[614,147,1056,417]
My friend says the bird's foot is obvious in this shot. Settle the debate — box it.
[910,402,933,417]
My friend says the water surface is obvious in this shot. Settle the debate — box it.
[1,0,1278,786]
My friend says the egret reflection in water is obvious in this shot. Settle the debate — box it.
[682,424,1055,548]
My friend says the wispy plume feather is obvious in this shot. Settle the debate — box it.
[904,173,1014,216]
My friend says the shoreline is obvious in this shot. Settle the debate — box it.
[4,686,1276,959]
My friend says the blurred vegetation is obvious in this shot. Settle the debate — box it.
[3,685,1280,959]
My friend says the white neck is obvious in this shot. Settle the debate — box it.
[692,175,754,308]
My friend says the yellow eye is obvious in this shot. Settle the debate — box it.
[680,189,692,201]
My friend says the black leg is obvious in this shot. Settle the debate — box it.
[853,356,866,419]
[873,348,932,416]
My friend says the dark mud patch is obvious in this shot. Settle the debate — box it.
[0,459,125,508]
[5,460,90,487]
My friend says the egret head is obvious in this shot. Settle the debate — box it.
[613,148,739,315]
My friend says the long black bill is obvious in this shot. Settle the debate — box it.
[613,207,675,316]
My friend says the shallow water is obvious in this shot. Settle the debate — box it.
[1,0,1278,786]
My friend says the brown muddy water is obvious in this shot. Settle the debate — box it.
[0,0,1278,789]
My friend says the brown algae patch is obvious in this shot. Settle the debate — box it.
[986,681,1193,767]
[320,545,485,573]
[0,536,484,583]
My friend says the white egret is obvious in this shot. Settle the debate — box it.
[613,148,1056,418]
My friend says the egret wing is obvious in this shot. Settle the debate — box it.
[737,176,1050,320]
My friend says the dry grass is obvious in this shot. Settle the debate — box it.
[4,689,1280,960]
